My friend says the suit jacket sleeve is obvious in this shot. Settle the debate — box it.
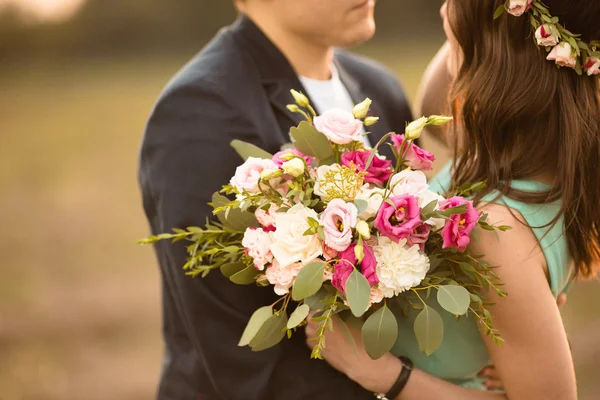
[140,82,373,400]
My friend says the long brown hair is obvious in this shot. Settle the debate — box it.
[447,0,600,278]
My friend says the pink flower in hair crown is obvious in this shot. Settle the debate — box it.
[584,57,600,76]
[507,0,533,17]
[547,42,577,68]
[535,24,559,47]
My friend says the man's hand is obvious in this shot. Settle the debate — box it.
[478,293,568,390]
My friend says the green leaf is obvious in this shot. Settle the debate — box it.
[287,304,310,329]
[238,306,273,346]
[249,312,288,351]
[346,270,371,317]
[220,262,247,277]
[335,314,360,358]
[212,193,259,231]
[292,261,325,301]
[290,121,333,161]
[304,288,332,311]
[230,265,259,285]
[354,199,369,216]
[414,306,444,356]
[420,200,438,217]
[493,4,505,20]
[361,304,399,359]
[230,140,273,161]
[437,285,471,316]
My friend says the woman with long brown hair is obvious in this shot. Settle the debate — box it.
[304,1,600,399]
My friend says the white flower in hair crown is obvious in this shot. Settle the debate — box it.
[495,0,600,76]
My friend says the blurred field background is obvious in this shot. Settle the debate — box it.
[0,1,598,399]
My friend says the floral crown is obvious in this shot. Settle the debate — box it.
[495,0,600,76]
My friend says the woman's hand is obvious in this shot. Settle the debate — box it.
[305,315,403,394]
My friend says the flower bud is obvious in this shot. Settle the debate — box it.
[426,115,454,126]
[404,116,428,141]
[352,98,372,119]
[286,104,301,113]
[260,169,283,181]
[290,89,310,108]
[282,158,305,178]
[364,116,379,127]
[356,220,371,239]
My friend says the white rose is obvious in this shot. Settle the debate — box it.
[389,169,429,197]
[535,24,559,47]
[230,157,279,194]
[313,108,363,145]
[314,163,361,201]
[270,204,323,268]
[547,42,577,68]
[355,184,385,219]
[584,57,600,76]
[373,236,430,297]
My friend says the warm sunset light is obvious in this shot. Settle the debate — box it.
[0,0,85,20]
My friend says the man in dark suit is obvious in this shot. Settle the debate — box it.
[139,1,412,398]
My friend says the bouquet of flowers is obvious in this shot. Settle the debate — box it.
[140,91,509,359]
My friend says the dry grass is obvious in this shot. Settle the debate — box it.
[0,48,598,399]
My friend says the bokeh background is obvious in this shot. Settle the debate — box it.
[0,1,598,399]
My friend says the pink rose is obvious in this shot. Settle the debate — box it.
[314,109,363,145]
[374,194,422,242]
[440,196,481,252]
[319,199,358,252]
[230,157,279,193]
[242,228,274,270]
[535,24,559,47]
[332,243,379,292]
[322,243,339,261]
[507,0,532,17]
[272,149,314,167]
[547,42,577,68]
[341,151,393,186]
[391,134,435,171]
[265,260,303,295]
[584,57,600,76]
[407,223,431,251]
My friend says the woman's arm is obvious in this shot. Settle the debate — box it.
[415,42,452,147]
[306,204,577,400]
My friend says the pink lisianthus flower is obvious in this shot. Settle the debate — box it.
[332,243,379,292]
[272,149,314,167]
[319,199,358,252]
[440,196,481,252]
[242,227,274,270]
[507,0,533,17]
[390,134,435,171]
[314,108,364,145]
[341,150,393,186]
[374,194,422,243]
[407,223,432,251]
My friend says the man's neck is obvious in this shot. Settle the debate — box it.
[246,13,334,80]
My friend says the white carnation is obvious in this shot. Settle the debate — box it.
[373,236,430,297]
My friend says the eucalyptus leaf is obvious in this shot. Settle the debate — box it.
[249,312,288,351]
[346,270,371,317]
[287,304,310,329]
[305,288,331,311]
[354,199,369,216]
[437,285,470,316]
[238,306,273,346]
[292,261,325,301]
[414,306,444,356]
[230,140,273,161]
[230,265,259,285]
[361,304,398,359]
[212,193,259,231]
[290,121,333,161]
[220,262,247,278]
[335,314,360,358]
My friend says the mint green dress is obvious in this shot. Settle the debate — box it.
[391,162,573,389]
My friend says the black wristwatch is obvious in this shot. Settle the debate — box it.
[374,356,414,400]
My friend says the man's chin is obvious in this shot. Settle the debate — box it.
[337,26,376,49]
